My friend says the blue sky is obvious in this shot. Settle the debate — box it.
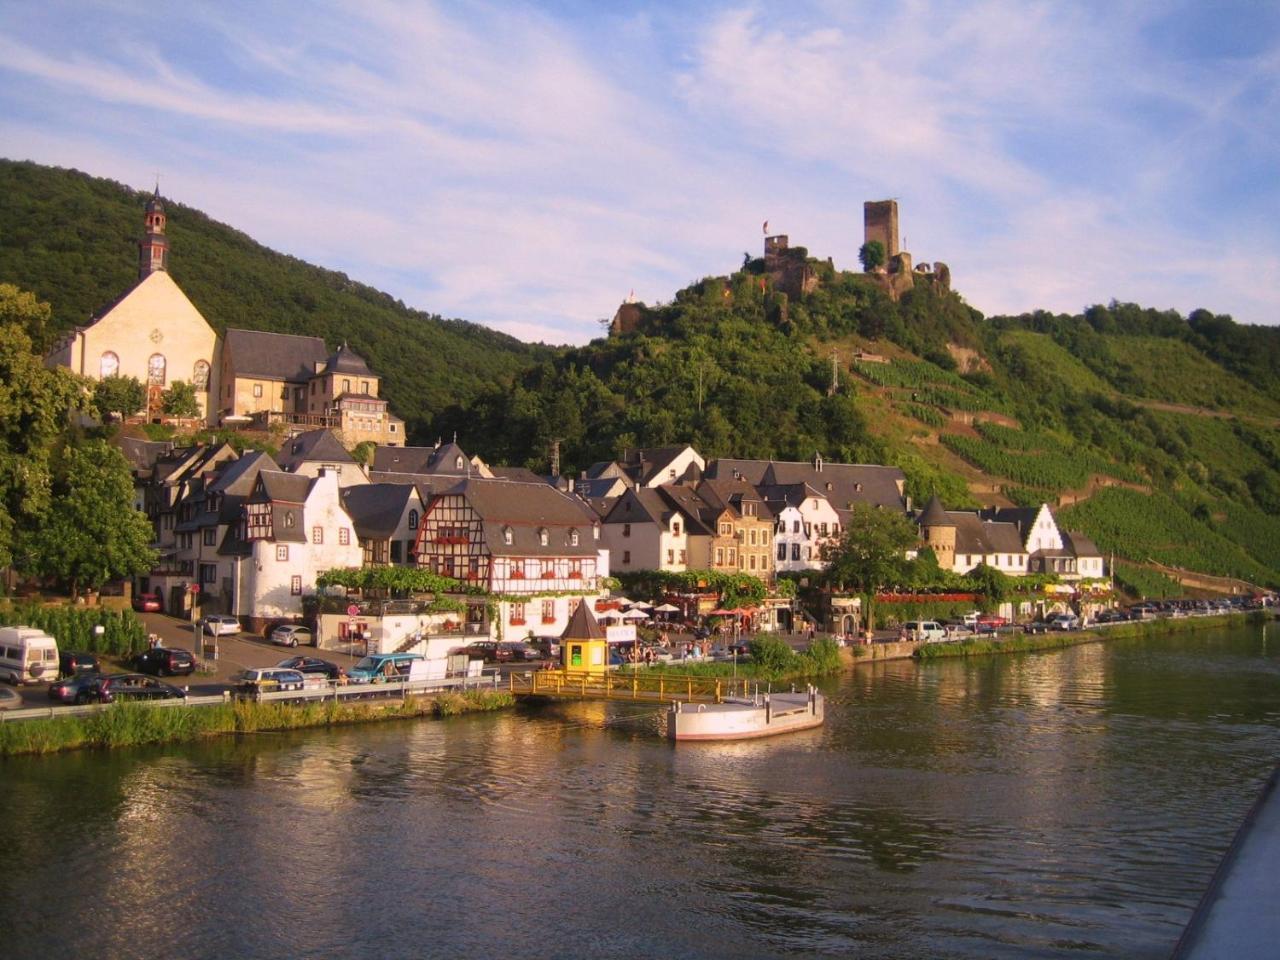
[1,0,1277,344]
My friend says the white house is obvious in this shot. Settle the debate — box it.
[231,469,363,629]
[599,487,694,574]
[760,482,843,573]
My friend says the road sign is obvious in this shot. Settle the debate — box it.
[347,604,360,617]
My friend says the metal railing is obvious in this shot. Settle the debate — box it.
[510,670,762,704]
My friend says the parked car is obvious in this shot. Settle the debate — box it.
[195,614,240,636]
[976,614,1008,628]
[133,647,196,677]
[59,650,101,678]
[235,667,306,693]
[347,653,425,683]
[498,641,541,662]
[902,620,946,642]
[0,625,59,685]
[1048,614,1081,631]
[1093,609,1129,624]
[269,624,313,647]
[461,641,509,663]
[132,592,164,613]
[91,674,187,704]
[0,687,22,710]
[1022,620,1052,635]
[48,672,104,704]
[275,656,343,680]
[529,636,562,660]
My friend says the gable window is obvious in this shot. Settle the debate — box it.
[339,527,350,545]
[455,455,465,470]
[672,521,681,536]
[276,545,289,562]
[312,526,323,544]
[408,510,418,530]
[100,351,119,378]
[291,575,303,596]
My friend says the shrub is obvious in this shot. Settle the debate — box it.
[749,635,797,673]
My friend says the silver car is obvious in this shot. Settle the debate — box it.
[196,614,240,636]
[270,625,313,647]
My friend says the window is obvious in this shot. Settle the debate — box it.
[253,383,263,398]
[715,548,724,565]
[276,545,289,561]
[361,380,370,393]
[569,528,580,546]
[312,526,323,544]
[339,527,350,545]
[147,353,166,386]
[509,560,525,578]
[727,548,736,564]
[390,424,397,434]
[541,599,555,623]
[538,528,549,546]
[791,543,801,561]
[291,575,303,596]
[203,528,216,546]
[391,541,402,563]
[502,526,513,545]
[623,551,632,564]
[510,602,526,625]
[193,360,210,390]
[667,549,675,564]
[749,555,757,571]
[749,529,757,546]
[408,509,419,530]
[200,563,216,584]
[342,378,351,393]
[622,523,631,537]
[793,520,800,533]
[100,351,119,378]
[455,455,465,469]
[679,549,688,564]
[805,546,812,560]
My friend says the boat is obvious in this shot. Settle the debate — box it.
[667,686,824,741]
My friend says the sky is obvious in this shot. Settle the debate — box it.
[1,0,1277,345]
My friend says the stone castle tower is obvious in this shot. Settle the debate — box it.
[139,186,169,280]
[863,200,899,259]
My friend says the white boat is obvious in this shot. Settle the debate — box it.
[667,686,824,741]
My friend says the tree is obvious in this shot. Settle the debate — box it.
[0,319,88,569]
[964,563,1011,613]
[0,283,54,352]
[18,440,156,598]
[92,374,146,422]
[820,502,918,631]
[858,240,886,272]
[351,440,376,466]
[161,379,201,419]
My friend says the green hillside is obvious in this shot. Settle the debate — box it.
[0,159,550,438]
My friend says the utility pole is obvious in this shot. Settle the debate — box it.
[829,348,840,396]
[550,439,561,478]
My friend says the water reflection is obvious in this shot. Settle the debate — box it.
[2,625,1278,959]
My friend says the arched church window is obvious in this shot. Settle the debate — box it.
[147,353,167,386]
[192,360,210,390]
[100,351,119,378]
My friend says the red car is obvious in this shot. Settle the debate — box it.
[976,614,1008,627]
[133,593,163,612]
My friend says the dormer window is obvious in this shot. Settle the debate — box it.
[538,528,549,546]
[502,526,513,545]
[284,511,296,528]
[592,523,600,540]
[455,455,465,469]
[825,482,833,491]
[569,528,580,546]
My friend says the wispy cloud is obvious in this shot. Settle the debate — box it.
[0,0,1276,340]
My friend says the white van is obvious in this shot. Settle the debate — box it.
[903,620,947,643]
[0,626,60,685]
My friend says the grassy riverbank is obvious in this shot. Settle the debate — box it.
[0,689,515,757]
[914,611,1265,660]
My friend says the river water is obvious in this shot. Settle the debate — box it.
[3,624,1279,959]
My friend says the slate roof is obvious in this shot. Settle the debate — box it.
[705,459,907,516]
[603,488,673,526]
[917,495,953,527]
[118,437,174,478]
[651,484,718,536]
[574,476,630,500]
[757,482,820,511]
[561,601,605,640]
[322,343,373,376]
[948,512,1025,556]
[372,442,480,476]
[341,483,417,540]
[275,429,355,472]
[436,478,598,558]
[224,328,329,382]
[1063,530,1102,557]
[490,466,546,484]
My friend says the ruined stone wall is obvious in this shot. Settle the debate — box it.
[864,200,900,259]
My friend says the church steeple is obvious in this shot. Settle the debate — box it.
[139,184,169,279]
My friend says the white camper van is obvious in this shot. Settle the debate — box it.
[0,626,60,685]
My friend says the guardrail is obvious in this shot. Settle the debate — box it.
[0,673,504,722]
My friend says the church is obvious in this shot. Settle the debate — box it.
[46,188,220,423]
[46,188,403,445]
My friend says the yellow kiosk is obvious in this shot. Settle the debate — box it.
[561,602,609,674]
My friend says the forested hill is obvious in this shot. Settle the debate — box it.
[0,159,550,437]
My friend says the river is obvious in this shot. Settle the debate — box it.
[3,623,1278,959]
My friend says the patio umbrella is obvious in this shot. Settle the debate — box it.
[630,600,653,609]
[621,608,650,620]
[597,611,622,622]
[653,603,680,613]
[611,596,633,607]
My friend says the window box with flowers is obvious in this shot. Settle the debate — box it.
[541,616,557,624]
[509,570,525,579]
[542,569,556,579]
[436,535,469,545]
[509,618,527,626]
[568,569,582,579]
